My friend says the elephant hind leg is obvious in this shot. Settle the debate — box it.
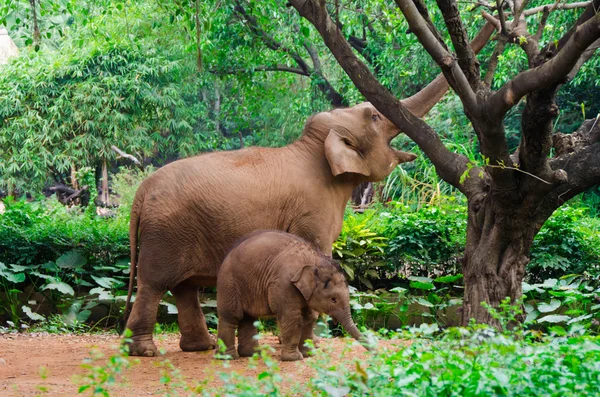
[237,317,259,357]
[125,285,164,357]
[172,284,216,352]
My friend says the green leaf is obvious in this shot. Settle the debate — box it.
[548,326,566,336]
[89,287,114,300]
[22,305,45,321]
[433,274,463,283]
[408,276,433,283]
[415,298,434,308]
[91,275,123,289]
[537,314,571,323]
[409,281,435,290]
[525,309,539,323]
[0,270,25,283]
[42,281,75,295]
[56,250,87,269]
[300,25,310,38]
[359,276,373,290]
[9,264,28,272]
[537,299,561,313]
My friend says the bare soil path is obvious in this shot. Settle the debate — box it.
[0,333,407,396]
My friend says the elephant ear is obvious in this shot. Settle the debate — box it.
[324,129,371,177]
[291,266,317,301]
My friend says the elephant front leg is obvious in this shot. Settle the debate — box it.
[125,285,164,357]
[172,284,216,352]
[216,319,239,360]
[277,310,304,361]
[298,309,319,358]
[237,317,259,357]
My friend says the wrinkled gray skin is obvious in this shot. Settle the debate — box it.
[216,230,368,361]
[124,102,416,356]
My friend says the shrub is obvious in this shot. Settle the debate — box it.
[529,206,600,281]
[380,203,467,278]
[305,330,600,396]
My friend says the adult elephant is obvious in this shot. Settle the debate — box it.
[123,97,438,356]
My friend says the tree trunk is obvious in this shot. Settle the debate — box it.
[29,0,41,45]
[101,159,109,206]
[461,196,536,325]
[70,165,79,190]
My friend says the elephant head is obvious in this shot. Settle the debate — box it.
[291,258,372,351]
[303,102,417,182]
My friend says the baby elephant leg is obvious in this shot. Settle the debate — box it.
[278,310,304,361]
[237,317,259,357]
[298,309,319,357]
[216,319,239,360]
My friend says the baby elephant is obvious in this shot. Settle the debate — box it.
[216,230,369,361]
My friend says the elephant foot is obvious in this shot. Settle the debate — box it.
[180,333,216,352]
[238,342,259,357]
[216,348,239,360]
[299,343,316,358]
[127,337,158,357]
[281,349,303,361]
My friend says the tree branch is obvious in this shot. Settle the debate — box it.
[566,38,600,81]
[483,37,507,86]
[410,0,449,51]
[435,0,482,89]
[212,65,309,76]
[395,0,479,112]
[302,40,322,70]
[234,1,311,72]
[524,1,592,16]
[402,21,496,117]
[111,146,143,169]
[488,12,600,119]
[540,118,600,212]
[234,0,347,107]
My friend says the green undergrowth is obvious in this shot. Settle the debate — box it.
[36,323,600,396]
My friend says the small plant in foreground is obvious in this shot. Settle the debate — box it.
[75,329,138,396]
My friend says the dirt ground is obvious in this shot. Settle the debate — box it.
[0,333,407,396]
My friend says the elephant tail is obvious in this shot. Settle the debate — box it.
[122,191,142,331]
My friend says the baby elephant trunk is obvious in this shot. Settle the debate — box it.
[332,307,372,351]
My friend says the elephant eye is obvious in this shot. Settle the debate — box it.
[371,114,381,121]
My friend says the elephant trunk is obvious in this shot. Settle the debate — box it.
[332,307,372,351]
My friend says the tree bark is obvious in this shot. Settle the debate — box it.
[462,196,534,324]
[101,159,109,206]
[29,0,41,45]
[71,165,79,190]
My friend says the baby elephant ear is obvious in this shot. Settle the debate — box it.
[291,266,317,301]
[324,129,371,177]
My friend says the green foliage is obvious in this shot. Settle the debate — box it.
[307,331,600,396]
[349,275,463,331]
[523,275,600,335]
[380,203,467,278]
[0,28,196,190]
[332,209,387,289]
[110,166,155,215]
[529,206,600,281]
[76,329,138,396]
[332,203,467,286]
